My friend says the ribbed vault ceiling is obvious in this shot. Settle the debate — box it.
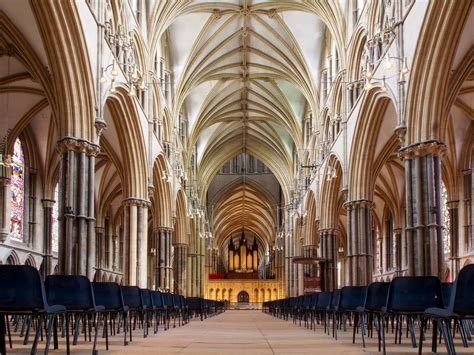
[162,0,328,201]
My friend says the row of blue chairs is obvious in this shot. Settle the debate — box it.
[263,264,474,355]
[0,265,224,355]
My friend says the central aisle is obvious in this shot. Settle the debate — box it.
[110,310,364,354]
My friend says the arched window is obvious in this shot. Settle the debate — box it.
[10,138,25,241]
[51,183,59,253]
[441,182,451,257]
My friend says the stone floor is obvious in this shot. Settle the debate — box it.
[6,310,473,354]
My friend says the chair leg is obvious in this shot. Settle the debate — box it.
[0,314,7,355]
[360,313,366,348]
[23,315,32,345]
[30,316,43,355]
[65,313,70,355]
[92,313,99,355]
[104,313,109,351]
[44,314,55,355]
[53,316,58,350]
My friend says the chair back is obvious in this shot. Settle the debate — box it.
[92,282,124,310]
[0,265,47,311]
[310,294,318,309]
[302,295,312,309]
[452,264,474,315]
[329,289,341,310]
[365,282,389,311]
[316,292,332,310]
[338,286,368,311]
[121,286,142,309]
[152,290,164,308]
[441,282,453,309]
[45,275,95,310]
[140,288,153,308]
[161,292,174,308]
[387,276,442,312]
[172,294,181,308]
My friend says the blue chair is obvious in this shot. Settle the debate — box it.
[356,282,389,349]
[0,265,69,355]
[161,293,174,329]
[328,289,341,338]
[151,290,166,330]
[315,292,332,334]
[139,289,153,337]
[336,286,368,342]
[380,276,442,355]
[92,282,129,346]
[45,275,105,354]
[421,265,474,355]
[121,286,144,341]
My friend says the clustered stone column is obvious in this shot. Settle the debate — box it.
[173,243,188,295]
[122,198,149,287]
[155,227,173,291]
[95,226,105,269]
[400,141,445,277]
[319,229,338,291]
[447,201,459,275]
[345,199,374,286]
[56,138,99,278]
[284,208,298,297]
[394,228,403,275]
[0,166,10,243]
[41,199,55,276]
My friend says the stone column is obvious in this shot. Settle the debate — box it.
[463,168,473,252]
[121,199,148,285]
[166,229,173,291]
[400,141,446,277]
[345,200,374,286]
[0,166,11,243]
[112,234,119,270]
[95,226,105,270]
[41,199,55,276]
[107,223,114,269]
[155,227,173,290]
[56,138,99,277]
[447,201,459,276]
[173,243,188,295]
[393,228,403,276]
[319,229,338,291]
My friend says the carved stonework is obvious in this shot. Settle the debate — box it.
[343,199,374,210]
[267,9,277,19]
[122,198,151,208]
[212,9,221,20]
[56,137,101,157]
[398,140,447,160]
[94,119,107,139]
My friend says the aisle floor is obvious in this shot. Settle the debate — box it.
[7,310,473,354]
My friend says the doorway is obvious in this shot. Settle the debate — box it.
[237,290,249,303]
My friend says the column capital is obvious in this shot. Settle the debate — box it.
[343,199,374,210]
[398,140,447,159]
[447,200,459,209]
[154,226,174,233]
[122,197,151,208]
[56,137,100,156]
[95,226,105,234]
[41,199,56,208]
[393,228,403,234]
[319,228,340,236]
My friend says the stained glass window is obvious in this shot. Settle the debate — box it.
[441,182,451,257]
[10,138,25,241]
[51,184,59,253]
